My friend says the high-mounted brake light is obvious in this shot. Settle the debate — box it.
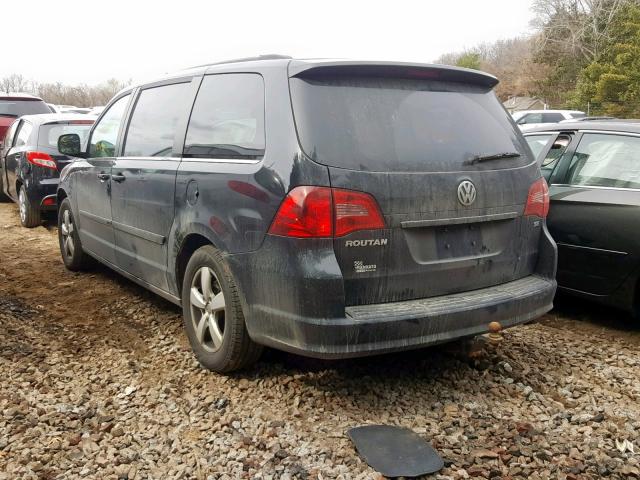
[69,120,95,125]
[26,151,56,170]
[524,177,550,218]
[268,186,385,238]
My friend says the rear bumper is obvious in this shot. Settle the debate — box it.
[26,178,59,211]
[39,194,57,210]
[245,274,556,359]
[227,225,557,359]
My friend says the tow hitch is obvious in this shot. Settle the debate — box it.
[488,321,504,345]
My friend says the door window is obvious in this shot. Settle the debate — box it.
[14,121,33,147]
[184,74,265,159]
[89,95,130,158]
[123,82,190,157]
[567,133,640,189]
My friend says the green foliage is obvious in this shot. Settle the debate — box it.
[456,53,482,70]
[574,1,640,116]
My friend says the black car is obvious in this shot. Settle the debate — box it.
[524,121,640,317]
[55,57,557,372]
[0,114,94,227]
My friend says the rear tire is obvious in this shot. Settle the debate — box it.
[58,198,93,271]
[182,245,262,373]
[18,187,41,228]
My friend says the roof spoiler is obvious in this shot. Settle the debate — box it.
[288,61,498,88]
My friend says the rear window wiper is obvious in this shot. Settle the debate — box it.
[467,152,520,165]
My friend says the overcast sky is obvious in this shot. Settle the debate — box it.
[2,0,535,85]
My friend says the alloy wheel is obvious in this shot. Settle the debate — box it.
[190,267,226,352]
[18,189,27,224]
[60,209,75,258]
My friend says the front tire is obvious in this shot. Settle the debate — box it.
[182,245,262,373]
[18,187,41,228]
[58,198,92,271]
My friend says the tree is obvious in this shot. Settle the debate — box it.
[456,52,482,70]
[573,1,640,116]
[531,0,627,105]
[435,38,551,101]
[0,74,31,93]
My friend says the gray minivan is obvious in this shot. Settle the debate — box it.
[56,56,557,372]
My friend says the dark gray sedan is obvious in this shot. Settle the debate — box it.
[524,121,640,317]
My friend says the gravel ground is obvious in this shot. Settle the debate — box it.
[0,201,639,480]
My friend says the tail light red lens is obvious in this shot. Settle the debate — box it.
[26,151,56,170]
[524,177,550,218]
[268,186,333,238]
[333,189,385,236]
[268,186,385,238]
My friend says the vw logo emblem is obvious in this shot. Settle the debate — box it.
[457,180,477,206]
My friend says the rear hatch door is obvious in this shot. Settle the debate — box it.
[289,63,542,305]
[38,119,94,172]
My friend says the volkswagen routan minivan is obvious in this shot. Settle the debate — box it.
[56,56,557,372]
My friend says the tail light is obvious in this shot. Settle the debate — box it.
[268,186,385,238]
[268,186,333,238]
[26,151,56,170]
[333,189,386,236]
[524,177,550,218]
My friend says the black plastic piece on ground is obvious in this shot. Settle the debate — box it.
[347,425,444,478]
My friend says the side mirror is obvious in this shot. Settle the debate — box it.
[58,133,83,157]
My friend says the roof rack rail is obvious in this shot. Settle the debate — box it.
[187,54,292,70]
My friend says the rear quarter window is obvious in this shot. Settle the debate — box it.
[541,113,564,123]
[290,76,529,172]
[184,73,265,159]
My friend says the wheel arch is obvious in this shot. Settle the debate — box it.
[57,188,68,203]
[174,231,217,295]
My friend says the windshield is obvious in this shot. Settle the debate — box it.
[525,134,554,160]
[0,99,51,116]
[290,76,529,172]
[39,123,93,148]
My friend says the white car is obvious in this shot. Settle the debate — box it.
[87,106,105,116]
[513,110,586,131]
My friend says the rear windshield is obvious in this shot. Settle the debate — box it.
[0,99,51,117]
[39,123,93,148]
[290,76,528,172]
